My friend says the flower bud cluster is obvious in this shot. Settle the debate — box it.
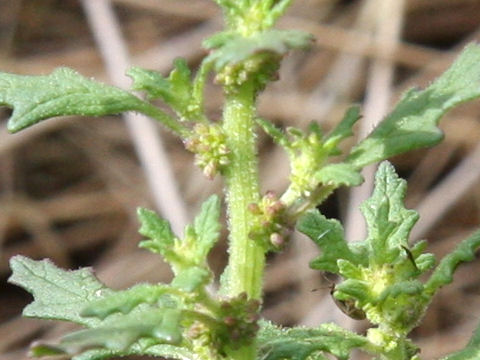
[215,52,281,92]
[248,190,289,251]
[184,123,230,179]
[217,293,261,348]
[288,127,327,198]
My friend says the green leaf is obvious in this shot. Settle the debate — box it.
[72,349,115,360]
[297,211,365,273]
[128,59,201,121]
[171,266,211,292]
[204,29,313,70]
[314,163,364,187]
[441,319,480,360]
[348,44,480,169]
[137,207,180,263]
[192,195,221,262]
[61,308,182,353]
[8,256,111,327]
[29,343,67,357]
[256,117,289,148]
[128,66,171,101]
[257,320,368,360]
[425,229,480,297]
[81,283,182,320]
[377,280,424,303]
[323,105,361,154]
[334,279,370,303]
[139,196,220,269]
[32,340,195,360]
[337,259,363,279]
[266,0,294,29]
[0,68,143,133]
[360,161,419,266]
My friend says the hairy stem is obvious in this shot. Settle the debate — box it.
[221,80,264,301]
[137,102,190,137]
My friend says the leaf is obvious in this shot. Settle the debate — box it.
[127,66,171,101]
[0,68,150,133]
[297,211,365,273]
[334,279,370,303]
[128,59,200,120]
[336,259,363,279]
[29,343,68,357]
[137,207,180,264]
[348,44,480,169]
[81,283,181,320]
[425,229,480,297]
[204,29,313,70]
[141,342,196,360]
[257,320,368,360]
[60,308,182,353]
[441,319,480,360]
[32,340,195,360]
[314,163,364,188]
[192,195,222,262]
[323,105,361,154]
[8,256,111,327]
[376,280,424,303]
[72,349,115,360]
[360,161,419,266]
[171,266,211,292]
[256,117,289,148]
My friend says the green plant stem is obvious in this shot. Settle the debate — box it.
[221,80,264,301]
[137,102,190,137]
[282,184,336,225]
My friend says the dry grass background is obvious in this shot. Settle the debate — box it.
[1,0,480,359]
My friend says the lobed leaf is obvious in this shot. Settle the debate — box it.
[323,105,361,155]
[53,342,196,360]
[128,59,201,121]
[360,161,419,265]
[0,68,149,133]
[139,196,221,272]
[425,229,480,296]
[204,29,313,70]
[81,283,182,320]
[314,163,363,188]
[297,211,364,273]
[137,207,179,263]
[60,308,182,353]
[8,256,111,327]
[192,194,222,262]
[128,66,171,101]
[257,320,368,360]
[348,44,480,169]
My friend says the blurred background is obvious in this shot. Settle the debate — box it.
[1,0,480,359]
